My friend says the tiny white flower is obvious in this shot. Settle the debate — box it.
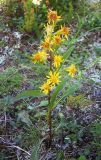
[32,0,42,5]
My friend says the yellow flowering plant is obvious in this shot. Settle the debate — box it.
[16,10,80,147]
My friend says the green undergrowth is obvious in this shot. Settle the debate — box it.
[0,67,23,96]
[0,1,101,160]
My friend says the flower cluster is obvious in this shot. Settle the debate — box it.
[31,51,47,64]
[40,71,60,94]
[31,10,77,94]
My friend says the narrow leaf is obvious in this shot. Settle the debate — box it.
[63,46,74,60]
[15,90,44,101]
[39,100,48,107]
[50,79,67,108]
[59,46,74,69]
[17,110,32,126]
[30,140,42,160]
[51,83,80,110]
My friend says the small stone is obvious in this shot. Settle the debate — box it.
[0,55,6,65]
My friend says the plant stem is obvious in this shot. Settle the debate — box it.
[47,51,53,147]
[48,111,52,143]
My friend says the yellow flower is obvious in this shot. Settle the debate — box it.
[53,55,63,68]
[58,26,70,38]
[53,35,62,45]
[40,81,51,94]
[40,51,48,62]
[31,53,41,63]
[47,71,60,86]
[66,64,77,77]
[32,51,47,63]
[41,38,52,51]
[48,10,61,23]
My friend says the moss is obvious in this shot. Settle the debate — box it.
[67,94,92,108]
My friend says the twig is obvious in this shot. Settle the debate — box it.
[0,137,31,156]
[8,145,31,156]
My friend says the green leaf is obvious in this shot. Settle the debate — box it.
[59,46,74,70]
[63,46,74,61]
[15,90,44,101]
[30,140,42,160]
[17,110,32,126]
[51,82,80,110]
[50,79,67,109]
[78,155,86,160]
[39,100,48,107]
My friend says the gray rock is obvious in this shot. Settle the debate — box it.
[0,55,6,65]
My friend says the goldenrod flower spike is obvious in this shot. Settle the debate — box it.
[66,64,77,77]
[53,55,63,68]
[48,10,61,23]
[47,71,60,86]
